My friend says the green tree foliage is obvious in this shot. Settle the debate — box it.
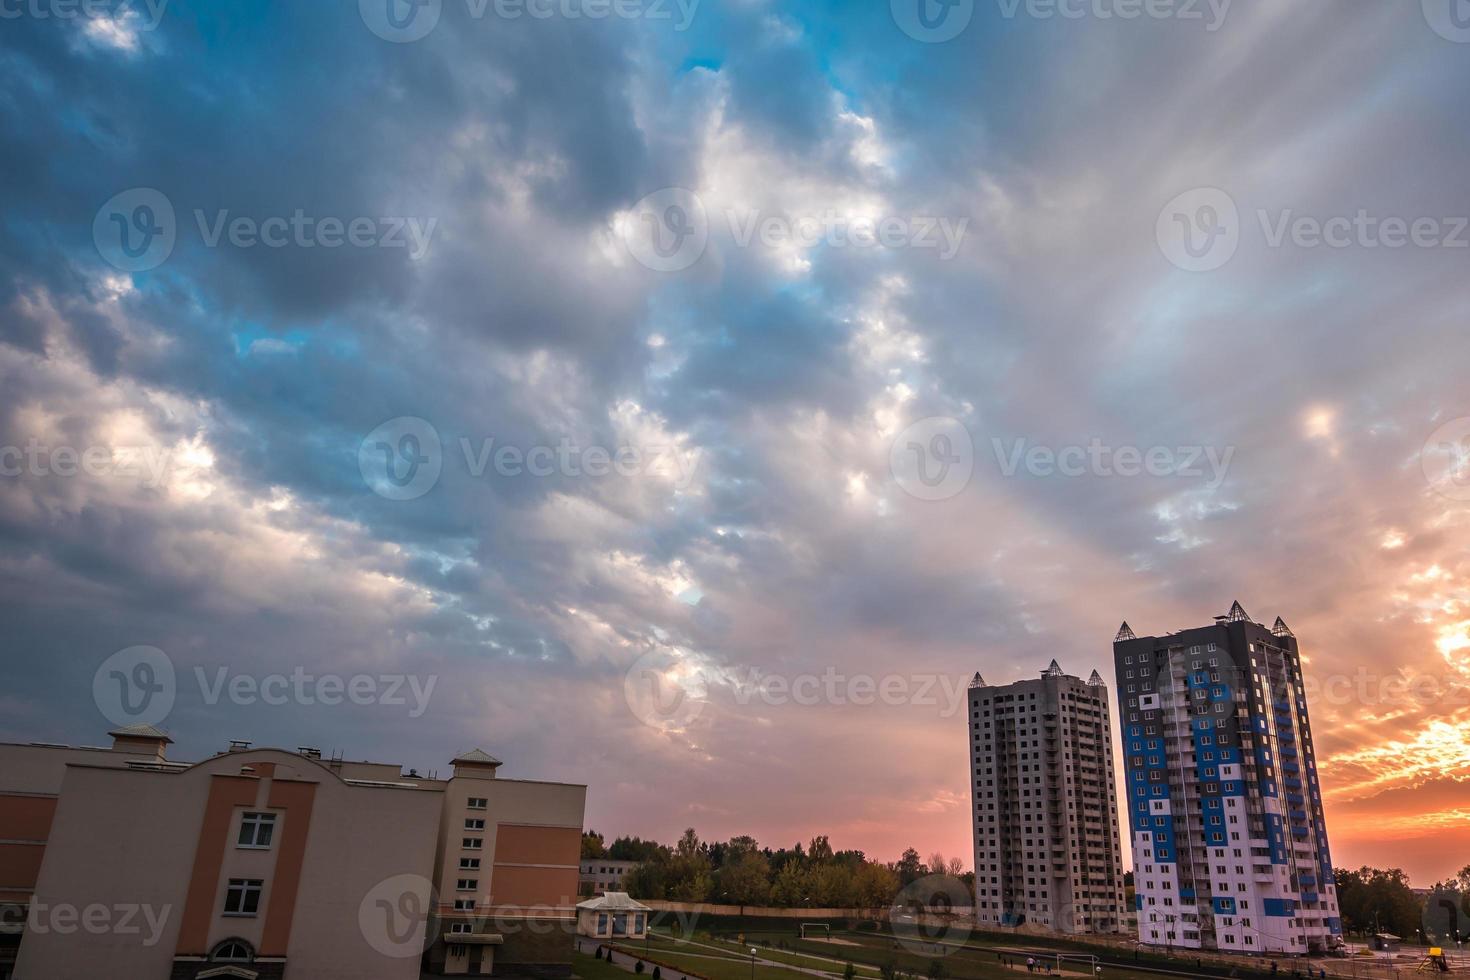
[1333,867,1424,938]
[719,850,773,906]
[609,835,669,862]
[894,848,925,887]
[583,831,607,859]
[616,831,955,908]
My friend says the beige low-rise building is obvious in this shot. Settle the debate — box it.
[0,726,585,980]
[575,893,649,941]
[578,859,638,897]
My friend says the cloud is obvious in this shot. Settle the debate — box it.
[1,0,1467,883]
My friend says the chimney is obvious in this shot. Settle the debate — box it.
[107,724,172,760]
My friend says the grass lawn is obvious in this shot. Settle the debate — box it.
[609,940,826,980]
[654,932,884,978]
[576,951,642,980]
[710,929,1169,980]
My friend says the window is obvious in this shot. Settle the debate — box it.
[237,812,276,848]
[210,939,254,962]
[450,922,474,934]
[463,837,483,849]
[465,818,485,830]
[459,857,481,870]
[457,878,478,891]
[467,797,487,810]
[224,879,263,916]
[453,899,475,910]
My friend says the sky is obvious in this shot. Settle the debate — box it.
[1,0,1468,888]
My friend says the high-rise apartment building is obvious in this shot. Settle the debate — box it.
[967,662,1126,934]
[1111,602,1343,955]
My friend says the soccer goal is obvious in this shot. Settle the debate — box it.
[800,923,832,940]
[1054,953,1099,975]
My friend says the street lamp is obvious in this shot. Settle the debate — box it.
[751,947,759,980]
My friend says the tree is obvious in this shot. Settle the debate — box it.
[809,836,835,864]
[1334,867,1422,938]
[895,848,924,886]
[583,831,607,859]
[610,836,669,863]
[771,861,812,906]
[719,849,772,907]
[676,828,704,859]
[727,835,760,858]
[810,863,857,907]
[855,862,900,910]
[845,965,857,980]
[626,859,669,900]
[662,828,714,902]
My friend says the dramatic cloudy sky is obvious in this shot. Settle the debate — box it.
[2,0,1467,885]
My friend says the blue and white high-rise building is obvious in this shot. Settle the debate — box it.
[1111,602,1344,956]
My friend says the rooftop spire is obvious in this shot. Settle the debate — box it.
[1115,621,1136,642]
[1271,616,1295,638]
[969,671,987,688]
[1043,659,1063,677]
[1226,600,1251,623]
[1087,669,1105,686]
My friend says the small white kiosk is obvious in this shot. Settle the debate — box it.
[576,892,650,940]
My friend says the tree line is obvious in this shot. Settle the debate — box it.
[1334,865,1470,943]
[582,829,972,907]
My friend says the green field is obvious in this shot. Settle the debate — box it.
[608,938,828,980]
[671,919,1288,980]
[653,926,1178,980]
[576,951,644,980]
[681,933,884,977]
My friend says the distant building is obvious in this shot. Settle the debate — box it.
[575,892,649,940]
[1112,602,1343,955]
[967,662,1126,934]
[578,859,638,897]
[0,726,585,979]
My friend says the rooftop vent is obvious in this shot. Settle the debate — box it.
[228,739,252,752]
